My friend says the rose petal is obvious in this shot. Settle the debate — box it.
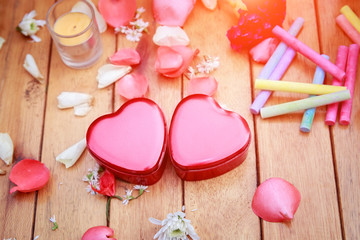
[56,138,87,168]
[116,73,148,99]
[0,37,5,50]
[153,26,190,46]
[9,159,50,194]
[92,170,115,197]
[201,0,217,10]
[57,92,93,109]
[23,54,44,83]
[250,38,279,63]
[74,102,92,116]
[251,177,301,222]
[187,76,218,96]
[98,0,136,28]
[81,226,116,240]
[153,0,195,27]
[0,133,14,165]
[109,49,141,65]
[97,64,132,88]
[155,46,198,78]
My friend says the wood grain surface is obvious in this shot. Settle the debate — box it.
[0,0,359,239]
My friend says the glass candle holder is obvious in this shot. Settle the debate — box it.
[46,0,103,69]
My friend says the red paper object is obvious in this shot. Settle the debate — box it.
[91,170,115,197]
[98,0,136,28]
[81,226,116,240]
[116,73,148,99]
[9,159,50,194]
[252,177,301,222]
[152,0,195,27]
[109,49,141,65]
[187,76,218,96]
[87,98,167,185]
[169,94,251,181]
[155,46,198,78]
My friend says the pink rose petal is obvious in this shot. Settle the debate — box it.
[109,49,141,65]
[252,177,301,222]
[9,159,50,194]
[155,46,198,78]
[153,0,196,26]
[187,76,218,96]
[250,38,279,63]
[116,73,148,99]
[98,0,137,28]
[81,226,116,240]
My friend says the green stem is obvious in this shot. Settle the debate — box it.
[106,197,111,223]
[52,222,58,231]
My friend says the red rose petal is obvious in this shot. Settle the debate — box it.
[153,0,196,26]
[81,226,116,240]
[249,38,279,63]
[155,46,198,78]
[98,0,137,28]
[251,177,301,222]
[187,76,218,96]
[9,159,50,194]
[116,73,148,99]
[91,170,115,197]
[109,49,141,66]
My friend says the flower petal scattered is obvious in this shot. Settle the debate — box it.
[249,37,278,63]
[73,102,92,117]
[23,54,44,83]
[187,76,218,96]
[56,138,87,168]
[57,92,93,109]
[96,64,132,88]
[153,26,190,47]
[0,132,14,165]
[98,0,137,28]
[114,8,149,42]
[149,211,200,240]
[17,10,45,42]
[91,169,115,197]
[153,0,196,27]
[115,73,148,99]
[196,55,219,74]
[109,48,141,65]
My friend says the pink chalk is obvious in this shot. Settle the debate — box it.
[325,46,349,125]
[336,14,360,46]
[272,26,346,80]
[250,47,296,114]
[340,44,360,125]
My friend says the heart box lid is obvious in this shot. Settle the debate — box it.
[86,98,167,182]
[169,94,251,180]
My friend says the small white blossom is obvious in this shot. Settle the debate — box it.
[116,7,148,42]
[49,215,56,223]
[187,66,196,79]
[83,164,101,195]
[133,185,149,192]
[122,189,134,205]
[149,211,200,240]
[114,26,127,34]
[125,29,143,42]
[196,56,220,74]
[130,19,149,32]
[17,10,46,42]
[135,7,146,19]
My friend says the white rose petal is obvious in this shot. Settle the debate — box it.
[74,102,92,116]
[153,26,190,46]
[18,10,45,42]
[56,138,86,168]
[57,92,93,109]
[23,54,44,83]
[0,133,14,165]
[0,37,5,50]
[72,0,107,33]
[96,64,132,88]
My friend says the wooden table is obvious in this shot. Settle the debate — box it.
[0,0,359,239]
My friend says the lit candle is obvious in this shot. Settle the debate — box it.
[54,12,92,46]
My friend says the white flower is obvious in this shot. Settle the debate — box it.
[149,211,200,240]
[130,19,149,32]
[23,54,44,83]
[114,26,127,34]
[187,66,196,79]
[153,26,190,47]
[133,185,149,192]
[196,56,219,74]
[125,29,143,42]
[135,7,146,19]
[49,214,58,231]
[83,164,101,195]
[56,138,87,168]
[97,64,132,88]
[0,133,14,165]
[17,10,46,42]
[0,37,5,50]
[122,189,134,205]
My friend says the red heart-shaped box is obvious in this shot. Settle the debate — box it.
[86,98,167,185]
[169,94,251,181]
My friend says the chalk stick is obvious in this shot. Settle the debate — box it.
[336,14,360,46]
[340,5,360,33]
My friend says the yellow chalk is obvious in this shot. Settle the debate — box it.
[340,5,360,33]
[255,79,347,95]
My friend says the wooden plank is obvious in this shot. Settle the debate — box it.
[183,2,260,239]
[316,0,360,239]
[33,0,116,238]
[253,0,342,238]
[0,0,52,239]
[109,1,183,239]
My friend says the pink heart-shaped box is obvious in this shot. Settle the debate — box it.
[86,98,167,185]
[169,94,251,181]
